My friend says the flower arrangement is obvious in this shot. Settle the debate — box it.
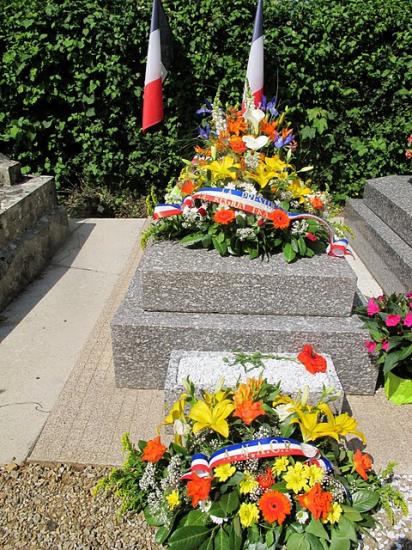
[96,377,407,549]
[357,292,412,404]
[144,90,346,262]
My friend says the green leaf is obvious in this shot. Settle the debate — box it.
[287,532,311,550]
[340,505,363,522]
[283,242,296,263]
[199,535,214,550]
[220,491,239,515]
[214,526,231,550]
[298,236,307,255]
[330,529,350,550]
[168,526,212,550]
[352,489,380,512]
[180,232,205,247]
[212,236,228,256]
[306,519,330,541]
[143,506,163,526]
[155,526,170,545]
[336,516,357,542]
[182,509,210,526]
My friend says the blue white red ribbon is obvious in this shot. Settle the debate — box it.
[153,186,350,257]
[181,436,333,480]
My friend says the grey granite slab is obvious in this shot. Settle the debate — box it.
[345,199,412,294]
[138,241,357,317]
[0,176,57,248]
[165,350,344,415]
[111,282,377,394]
[0,158,21,186]
[363,176,412,247]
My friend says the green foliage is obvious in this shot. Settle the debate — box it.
[1,0,411,202]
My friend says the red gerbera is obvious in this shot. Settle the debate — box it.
[141,436,167,463]
[257,467,275,489]
[297,483,333,521]
[187,474,212,508]
[259,490,291,524]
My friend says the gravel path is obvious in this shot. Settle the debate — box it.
[1,463,411,549]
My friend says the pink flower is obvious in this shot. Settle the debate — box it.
[306,232,318,242]
[367,298,380,316]
[385,314,401,327]
[377,295,385,302]
[365,341,377,354]
[404,312,412,328]
[405,291,412,299]
[382,341,389,352]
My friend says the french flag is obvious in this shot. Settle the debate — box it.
[245,0,264,106]
[142,0,173,131]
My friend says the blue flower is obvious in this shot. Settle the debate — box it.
[197,124,211,140]
[266,98,279,118]
[196,100,213,117]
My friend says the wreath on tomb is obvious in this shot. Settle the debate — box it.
[95,376,407,549]
[143,90,349,262]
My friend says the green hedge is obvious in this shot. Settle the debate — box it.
[0,0,411,201]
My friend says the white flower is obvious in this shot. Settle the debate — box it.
[296,510,309,524]
[198,500,212,513]
[244,108,265,133]
[291,220,309,236]
[275,403,294,421]
[210,515,227,525]
[173,419,190,437]
[236,228,256,241]
[242,134,269,150]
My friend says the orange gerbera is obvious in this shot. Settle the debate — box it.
[181,180,196,195]
[261,120,278,140]
[310,197,324,210]
[227,113,247,136]
[270,209,290,229]
[257,467,275,489]
[297,344,327,374]
[259,490,291,524]
[213,209,236,225]
[229,135,247,153]
[353,448,373,480]
[186,474,212,507]
[297,483,333,521]
[234,399,265,425]
[141,436,167,463]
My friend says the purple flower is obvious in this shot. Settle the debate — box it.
[274,134,295,148]
[196,100,212,117]
[404,312,412,328]
[385,314,401,327]
[365,340,377,354]
[367,298,380,316]
[197,124,211,140]
[266,98,279,117]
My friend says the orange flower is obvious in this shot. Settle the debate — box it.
[310,197,324,210]
[259,490,291,524]
[353,449,373,480]
[187,473,212,507]
[195,145,211,156]
[297,344,327,374]
[141,436,167,463]
[234,399,265,425]
[181,180,196,195]
[213,209,236,225]
[227,113,247,136]
[270,209,290,229]
[297,483,333,521]
[257,467,275,489]
[229,135,247,153]
[261,120,278,140]
[233,378,263,406]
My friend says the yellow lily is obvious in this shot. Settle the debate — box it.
[291,409,338,442]
[164,393,187,425]
[189,398,235,438]
[318,403,365,443]
[247,164,278,188]
[206,156,239,181]
[265,156,290,173]
[288,180,311,203]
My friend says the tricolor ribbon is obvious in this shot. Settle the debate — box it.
[181,436,333,480]
[153,186,350,257]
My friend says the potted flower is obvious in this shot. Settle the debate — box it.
[95,377,407,548]
[357,292,412,405]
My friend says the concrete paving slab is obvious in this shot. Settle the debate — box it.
[0,218,145,465]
